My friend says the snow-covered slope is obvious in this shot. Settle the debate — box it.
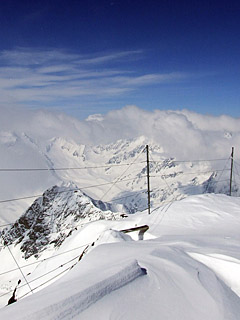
[1,194,240,319]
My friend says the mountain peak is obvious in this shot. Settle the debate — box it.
[1,185,122,259]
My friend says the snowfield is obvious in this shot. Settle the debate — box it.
[1,194,240,319]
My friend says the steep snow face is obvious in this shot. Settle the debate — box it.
[1,185,122,259]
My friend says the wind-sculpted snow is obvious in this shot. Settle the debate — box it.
[1,260,146,320]
[189,252,240,297]
[28,260,146,320]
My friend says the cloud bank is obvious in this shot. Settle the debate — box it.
[0,105,239,161]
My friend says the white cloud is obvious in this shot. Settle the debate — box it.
[0,105,239,162]
[0,48,188,109]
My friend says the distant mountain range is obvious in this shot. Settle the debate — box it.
[1,106,239,224]
[0,131,237,225]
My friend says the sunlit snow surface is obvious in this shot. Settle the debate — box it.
[1,194,240,319]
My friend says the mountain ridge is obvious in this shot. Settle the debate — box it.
[1,184,123,259]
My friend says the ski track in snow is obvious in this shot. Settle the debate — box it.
[22,260,146,320]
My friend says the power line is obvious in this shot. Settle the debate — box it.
[149,152,174,216]
[0,222,13,228]
[176,179,230,193]
[172,158,228,163]
[150,169,230,179]
[0,176,147,205]
[0,162,146,172]
[99,146,146,202]
[19,265,72,300]
[149,158,228,164]
[0,167,232,229]
[6,244,33,294]
[109,189,148,202]
[0,242,91,277]
[1,241,95,300]
[0,158,231,172]
[0,252,81,299]
[205,156,231,193]
[234,160,240,167]
[0,186,140,230]
[233,166,240,179]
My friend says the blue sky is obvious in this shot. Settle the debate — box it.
[0,0,239,119]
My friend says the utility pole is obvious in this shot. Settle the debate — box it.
[146,145,151,214]
[230,147,234,196]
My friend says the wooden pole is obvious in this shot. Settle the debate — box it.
[230,147,234,196]
[146,145,151,214]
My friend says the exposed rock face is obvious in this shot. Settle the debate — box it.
[1,185,122,259]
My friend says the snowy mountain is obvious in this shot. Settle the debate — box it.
[1,184,123,259]
[1,107,240,318]
[1,132,238,226]
[0,106,240,224]
[1,106,240,226]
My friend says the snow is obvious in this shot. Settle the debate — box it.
[1,106,240,318]
[0,106,240,224]
[189,252,240,297]
[1,194,240,319]
[18,260,146,320]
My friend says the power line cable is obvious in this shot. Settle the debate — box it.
[171,158,228,163]
[4,243,33,294]
[0,158,229,172]
[233,165,240,179]
[150,169,230,179]
[148,152,175,220]
[109,189,148,202]
[234,160,240,167]
[0,176,147,205]
[0,222,13,228]
[19,265,72,300]
[0,178,147,231]
[0,187,152,230]
[99,146,146,202]
[0,242,91,277]
[0,162,145,172]
[0,252,81,299]
[149,158,228,165]
[205,156,231,193]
